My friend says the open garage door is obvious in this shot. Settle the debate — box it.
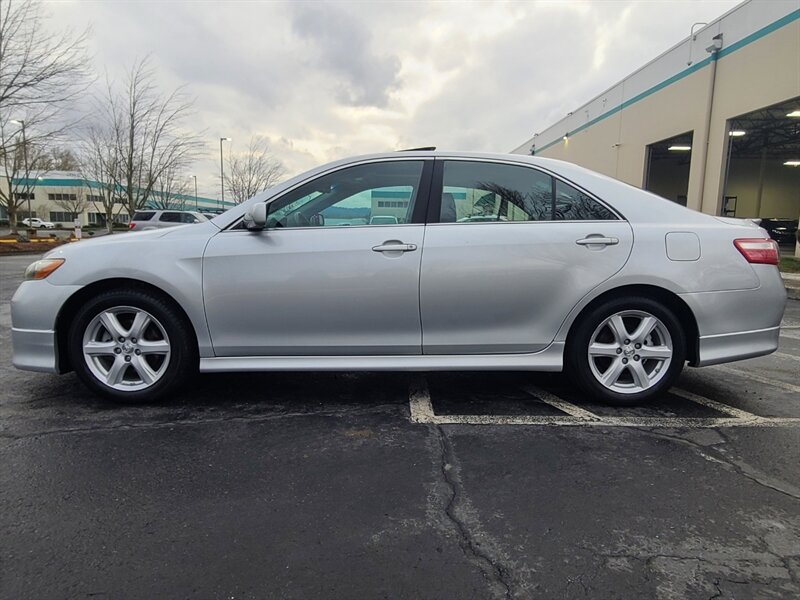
[644,132,693,206]
[723,97,800,253]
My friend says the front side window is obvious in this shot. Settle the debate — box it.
[265,161,424,229]
[439,161,616,223]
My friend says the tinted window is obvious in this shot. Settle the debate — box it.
[439,161,616,223]
[440,161,552,223]
[554,180,616,221]
[133,211,155,221]
[159,212,181,222]
[178,212,199,223]
[266,161,424,229]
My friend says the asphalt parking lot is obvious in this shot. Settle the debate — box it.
[1,253,799,600]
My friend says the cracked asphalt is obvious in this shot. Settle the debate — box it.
[2,253,799,600]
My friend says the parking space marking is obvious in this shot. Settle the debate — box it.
[712,365,800,394]
[780,329,800,340]
[671,388,762,420]
[408,378,800,428]
[523,385,600,420]
[774,351,800,363]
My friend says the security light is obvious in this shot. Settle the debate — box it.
[668,145,691,151]
[786,111,800,118]
[783,160,800,167]
[728,130,746,137]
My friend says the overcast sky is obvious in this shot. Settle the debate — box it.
[49,0,739,200]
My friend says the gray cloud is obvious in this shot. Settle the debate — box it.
[290,2,401,107]
[45,0,739,196]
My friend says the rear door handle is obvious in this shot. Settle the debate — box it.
[576,236,619,246]
[372,242,417,253]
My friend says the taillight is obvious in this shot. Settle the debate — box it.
[734,238,779,265]
[129,222,135,229]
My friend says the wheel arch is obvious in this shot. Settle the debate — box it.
[55,278,199,373]
[564,284,699,366]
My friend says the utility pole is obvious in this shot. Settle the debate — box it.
[219,137,231,210]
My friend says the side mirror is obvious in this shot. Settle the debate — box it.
[242,203,267,231]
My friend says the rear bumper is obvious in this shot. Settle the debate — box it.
[695,326,780,367]
[12,328,58,373]
[681,265,786,367]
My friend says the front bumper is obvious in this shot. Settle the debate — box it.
[11,280,83,374]
[12,328,58,373]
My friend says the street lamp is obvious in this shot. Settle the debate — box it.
[219,137,231,209]
[10,119,31,225]
[190,175,198,211]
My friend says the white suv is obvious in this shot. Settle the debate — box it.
[129,210,208,231]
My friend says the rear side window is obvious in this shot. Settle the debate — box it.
[132,211,155,221]
[439,161,616,223]
[159,212,181,222]
[178,213,199,223]
[440,161,552,223]
[554,180,616,221]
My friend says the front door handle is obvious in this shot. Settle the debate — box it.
[372,242,417,253]
[576,236,619,246]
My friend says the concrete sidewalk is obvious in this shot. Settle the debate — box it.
[783,272,800,300]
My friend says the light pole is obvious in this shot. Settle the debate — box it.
[10,119,31,225]
[191,175,198,211]
[219,137,231,210]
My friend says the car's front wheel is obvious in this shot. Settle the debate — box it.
[68,289,196,402]
[568,297,686,406]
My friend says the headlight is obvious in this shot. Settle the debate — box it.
[24,258,65,280]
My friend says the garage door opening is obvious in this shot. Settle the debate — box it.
[723,97,800,249]
[644,132,693,206]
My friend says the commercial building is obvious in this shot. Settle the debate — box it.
[512,0,799,252]
[0,171,229,227]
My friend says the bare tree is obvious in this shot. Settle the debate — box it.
[0,0,90,232]
[52,184,88,221]
[150,165,189,210]
[96,58,203,218]
[225,136,285,204]
[79,124,122,233]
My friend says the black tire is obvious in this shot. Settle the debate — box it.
[567,296,686,406]
[68,288,196,403]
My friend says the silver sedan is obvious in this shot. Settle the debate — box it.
[11,151,787,405]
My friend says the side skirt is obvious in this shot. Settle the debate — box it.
[199,342,565,372]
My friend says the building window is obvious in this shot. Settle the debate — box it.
[13,192,35,201]
[48,193,78,202]
[87,194,104,203]
[49,211,74,222]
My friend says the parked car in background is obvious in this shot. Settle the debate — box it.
[22,217,55,229]
[760,218,798,246]
[129,210,208,231]
[11,151,787,406]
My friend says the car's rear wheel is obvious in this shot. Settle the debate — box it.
[567,297,686,406]
[68,289,195,403]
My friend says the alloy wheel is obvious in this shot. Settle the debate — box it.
[587,310,673,395]
[82,306,171,391]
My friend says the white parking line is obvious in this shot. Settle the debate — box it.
[780,329,800,340]
[774,351,800,363]
[712,365,800,394]
[523,385,600,420]
[671,388,762,420]
[408,378,800,428]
